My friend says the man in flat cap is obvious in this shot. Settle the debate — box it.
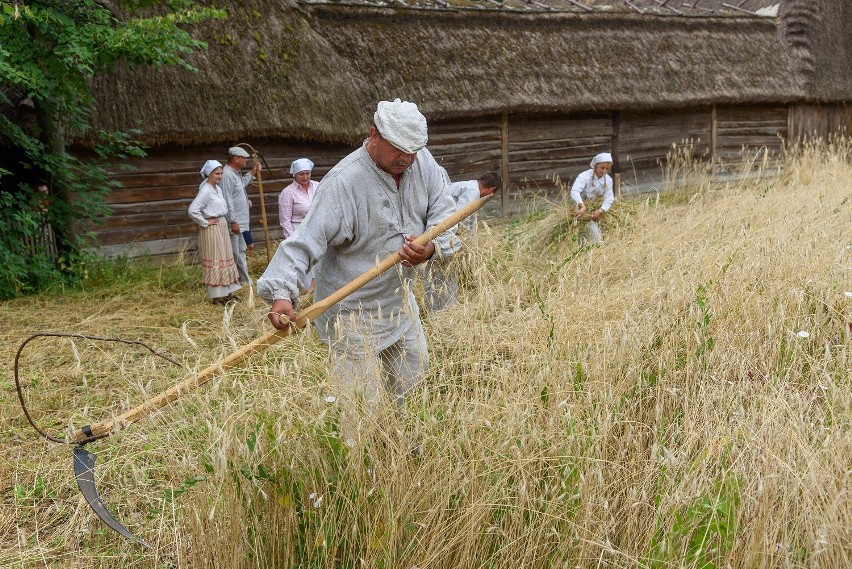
[258,98,459,446]
[221,146,261,289]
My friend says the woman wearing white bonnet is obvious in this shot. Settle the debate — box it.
[278,157,318,292]
[187,160,242,304]
[569,152,616,245]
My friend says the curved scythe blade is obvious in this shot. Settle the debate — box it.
[73,447,151,548]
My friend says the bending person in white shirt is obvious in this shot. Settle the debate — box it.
[570,153,616,246]
[423,170,500,312]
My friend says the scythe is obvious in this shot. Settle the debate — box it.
[235,142,274,263]
[15,194,493,548]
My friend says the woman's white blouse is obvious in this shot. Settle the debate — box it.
[188,182,229,227]
[569,169,615,211]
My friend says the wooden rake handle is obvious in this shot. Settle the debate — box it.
[73,194,493,443]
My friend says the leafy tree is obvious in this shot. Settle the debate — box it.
[0,0,224,298]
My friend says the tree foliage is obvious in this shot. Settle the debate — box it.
[0,0,225,299]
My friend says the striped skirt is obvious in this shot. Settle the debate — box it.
[198,219,240,288]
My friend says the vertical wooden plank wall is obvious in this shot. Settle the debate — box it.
[788,103,852,141]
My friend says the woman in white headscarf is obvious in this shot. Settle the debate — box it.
[278,158,318,292]
[188,160,242,304]
[569,152,616,245]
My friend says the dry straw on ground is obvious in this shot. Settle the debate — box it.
[1,140,851,567]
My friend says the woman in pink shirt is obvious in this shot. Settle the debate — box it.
[278,158,318,291]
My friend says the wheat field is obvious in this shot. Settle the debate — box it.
[1,141,850,568]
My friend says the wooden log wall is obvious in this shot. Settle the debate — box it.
[715,105,787,166]
[81,141,354,258]
[506,114,612,204]
[619,109,711,189]
[428,117,503,215]
[80,103,801,260]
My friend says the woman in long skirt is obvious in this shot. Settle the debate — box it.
[188,160,242,304]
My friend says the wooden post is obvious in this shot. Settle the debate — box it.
[614,173,621,199]
[612,110,621,174]
[787,104,795,145]
[500,112,509,216]
[710,104,718,173]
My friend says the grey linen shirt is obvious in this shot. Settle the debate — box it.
[449,180,480,234]
[221,165,254,231]
[257,143,460,351]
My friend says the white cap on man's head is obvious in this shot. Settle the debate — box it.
[373,98,428,154]
[228,146,250,158]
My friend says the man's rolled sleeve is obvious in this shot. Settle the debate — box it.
[256,265,301,308]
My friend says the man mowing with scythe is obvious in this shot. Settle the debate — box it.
[258,98,461,448]
[15,100,491,548]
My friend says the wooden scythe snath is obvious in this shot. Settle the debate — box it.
[15,194,494,548]
[236,142,272,263]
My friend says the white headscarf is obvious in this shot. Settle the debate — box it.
[590,153,613,168]
[289,158,314,176]
[373,98,428,154]
[199,159,223,179]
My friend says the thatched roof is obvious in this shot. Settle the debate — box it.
[301,0,783,17]
[779,0,852,102]
[86,0,372,146]
[304,5,799,122]
[80,0,848,146]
